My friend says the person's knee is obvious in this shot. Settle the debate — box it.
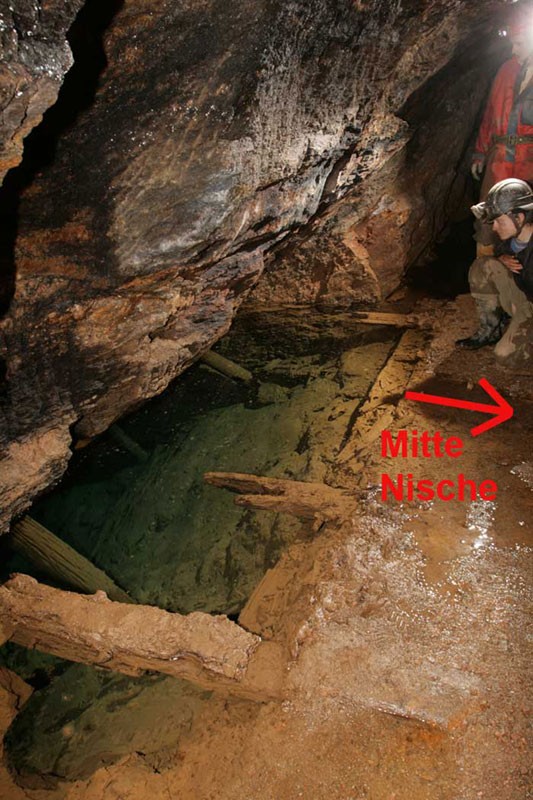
[468,257,500,293]
[494,319,533,366]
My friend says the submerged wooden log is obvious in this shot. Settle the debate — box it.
[238,305,424,329]
[337,328,428,478]
[0,574,282,702]
[9,517,133,604]
[234,493,322,519]
[200,351,253,383]
[204,471,356,520]
[205,471,339,496]
[350,311,418,327]
[109,424,149,462]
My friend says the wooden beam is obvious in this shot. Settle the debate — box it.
[204,471,356,520]
[200,351,253,383]
[350,311,418,327]
[109,425,149,462]
[0,574,283,702]
[336,328,428,480]
[234,304,423,329]
[233,493,320,519]
[9,517,134,604]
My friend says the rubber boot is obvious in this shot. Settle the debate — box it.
[455,295,506,349]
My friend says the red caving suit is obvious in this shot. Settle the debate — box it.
[474,57,533,196]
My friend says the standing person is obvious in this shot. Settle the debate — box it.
[457,178,533,366]
[471,5,533,254]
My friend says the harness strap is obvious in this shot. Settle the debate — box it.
[492,133,533,146]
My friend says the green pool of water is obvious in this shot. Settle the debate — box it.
[2,308,398,782]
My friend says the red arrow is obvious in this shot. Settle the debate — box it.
[404,378,513,437]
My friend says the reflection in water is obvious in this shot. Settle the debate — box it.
[510,460,533,489]
[466,498,496,551]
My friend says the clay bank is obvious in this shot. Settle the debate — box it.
[0,1,531,799]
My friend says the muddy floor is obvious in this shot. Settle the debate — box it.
[0,296,531,799]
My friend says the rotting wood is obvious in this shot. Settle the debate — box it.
[109,424,149,462]
[204,471,357,520]
[204,471,346,496]
[0,574,284,702]
[200,351,253,383]
[234,493,323,519]
[9,517,134,604]
[239,304,425,329]
[350,311,421,327]
[336,328,428,481]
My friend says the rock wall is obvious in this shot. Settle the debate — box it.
[0,0,504,527]
[0,0,83,184]
[246,37,492,309]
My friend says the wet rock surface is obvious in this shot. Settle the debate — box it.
[244,33,495,312]
[0,0,83,185]
[0,0,502,527]
[0,666,32,799]
[5,666,209,782]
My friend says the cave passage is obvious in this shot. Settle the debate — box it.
[0,1,532,798]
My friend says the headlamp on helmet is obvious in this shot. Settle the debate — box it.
[503,4,533,45]
[471,178,533,223]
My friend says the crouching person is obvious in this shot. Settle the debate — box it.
[457,178,533,366]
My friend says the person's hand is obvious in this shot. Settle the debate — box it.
[471,158,485,180]
[499,254,523,273]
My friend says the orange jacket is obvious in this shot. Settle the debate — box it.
[474,57,533,186]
